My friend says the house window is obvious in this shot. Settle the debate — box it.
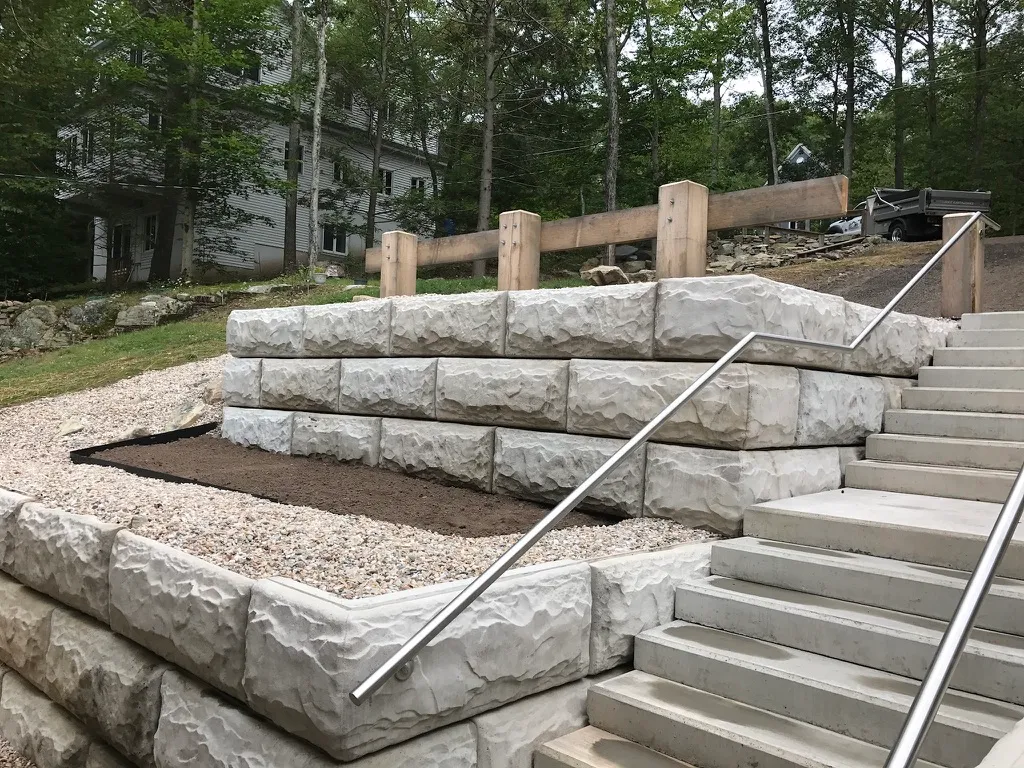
[333,161,345,182]
[385,101,398,121]
[284,140,304,173]
[144,215,158,250]
[128,48,146,67]
[82,128,95,165]
[322,225,347,254]
[410,176,426,192]
[341,89,353,111]
[148,106,163,132]
[378,168,393,196]
[232,57,261,82]
[63,135,79,172]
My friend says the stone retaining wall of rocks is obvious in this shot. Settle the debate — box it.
[0,486,711,768]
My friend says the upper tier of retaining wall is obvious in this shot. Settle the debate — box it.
[226,276,952,377]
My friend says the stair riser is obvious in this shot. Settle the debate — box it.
[634,637,999,768]
[933,349,1024,367]
[901,389,1024,415]
[866,435,1024,471]
[919,368,1024,389]
[950,331,1024,348]
[710,543,1024,635]
[674,587,1024,704]
[744,507,1024,578]
[885,411,1024,442]
[962,313,1024,331]
[845,462,1013,503]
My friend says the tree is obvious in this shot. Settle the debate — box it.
[752,0,780,184]
[307,0,330,272]
[284,0,304,272]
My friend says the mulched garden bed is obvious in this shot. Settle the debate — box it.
[89,434,615,537]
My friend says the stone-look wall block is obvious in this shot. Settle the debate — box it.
[41,609,167,768]
[492,429,644,517]
[260,359,341,412]
[567,361,799,449]
[795,369,887,447]
[588,543,713,674]
[226,307,304,358]
[379,420,495,491]
[221,358,262,408]
[0,488,33,574]
[108,532,253,700]
[292,414,381,466]
[0,670,92,768]
[654,276,848,370]
[843,301,933,377]
[338,359,437,420]
[435,359,569,431]
[504,284,656,359]
[11,503,122,624]
[304,301,393,357]
[221,407,294,454]
[643,445,842,534]
[0,573,56,685]
[242,562,591,760]
[390,292,507,357]
[87,743,134,768]
[472,679,589,768]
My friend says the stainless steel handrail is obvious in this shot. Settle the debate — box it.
[350,210,985,706]
[885,463,1024,768]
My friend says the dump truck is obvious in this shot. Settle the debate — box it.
[862,188,992,241]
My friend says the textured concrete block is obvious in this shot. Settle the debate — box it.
[588,543,713,674]
[0,488,32,574]
[472,679,589,768]
[338,359,437,419]
[391,292,507,357]
[0,671,91,768]
[41,609,166,767]
[242,562,591,760]
[843,301,933,376]
[87,743,134,768]
[292,414,381,466]
[260,359,340,412]
[504,284,656,359]
[654,276,848,370]
[226,307,304,358]
[643,445,842,535]
[380,419,495,491]
[303,301,393,357]
[222,407,293,454]
[436,358,569,430]
[222,358,261,408]
[492,429,644,517]
[12,503,122,623]
[795,369,887,447]
[109,532,252,700]
[0,572,56,685]
[567,361,798,449]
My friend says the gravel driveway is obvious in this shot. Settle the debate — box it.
[0,356,711,598]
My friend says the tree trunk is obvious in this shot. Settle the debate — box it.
[603,0,620,264]
[180,199,195,277]
[924,0,937,179]
[307,0,328,272]
[842,0,855,178]
[474,0,497,277]
[712,66,722,187]
[284,0,303,273]
[365,1,391,256]
[893,22,904,187]
[755,0,779,184]
[641,0,661,196]
[971,0,988,185]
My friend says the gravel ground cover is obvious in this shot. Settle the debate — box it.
[0,355,714,598]
[0,740,32,768]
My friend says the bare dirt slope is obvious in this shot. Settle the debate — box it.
[757,235,1024,317]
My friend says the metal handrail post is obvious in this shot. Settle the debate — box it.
[884,463,1024,768]
[349,211,985,706]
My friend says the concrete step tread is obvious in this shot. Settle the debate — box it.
[900,389,1024,416]
[845,460,1015,503]
[535,727,695,768]
[934,348,1024,366]
[591,670,946,768]
[950,330,1024,348]
[963,313,1024,331]
[866,433,1024,471]
[849,459,1018,481]
[636,620,1022,737]
[884,409,1024,441]
[919,367,1024,389]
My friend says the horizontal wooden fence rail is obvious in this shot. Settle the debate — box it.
[367,175,849,297]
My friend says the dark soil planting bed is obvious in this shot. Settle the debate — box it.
[83,433,615,537]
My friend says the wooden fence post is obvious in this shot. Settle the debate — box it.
[497,210,542,291]
[656,180,709,279]
[380,230,418,298]
[940,213,984,318]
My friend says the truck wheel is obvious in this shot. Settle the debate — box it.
[889,221,907,242]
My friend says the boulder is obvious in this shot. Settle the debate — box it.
[221,407,293,454]
[260,359,341,412]
[435,358,569,430]
[222,358,261,408]
[338,359,437,420]
[379,419,494,491]
[226,307,305,358]
[580,265,630,286]
[67,299,114,332]
[4,305,79,352]
[115,296,193,330]
[292,414,381,466]
[303,301,393,357]
[390,292,507,357]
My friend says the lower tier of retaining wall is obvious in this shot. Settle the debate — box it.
[223,409,865,533]
[0,487,712,765]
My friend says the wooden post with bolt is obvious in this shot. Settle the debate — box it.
[380,230,418,298]
[656,180,709,279]
[497,210,542,291]
[940,212,984,318]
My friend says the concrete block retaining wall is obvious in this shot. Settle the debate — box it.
[0,486,711,768]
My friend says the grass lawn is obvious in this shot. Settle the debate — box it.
[0,275,587,408]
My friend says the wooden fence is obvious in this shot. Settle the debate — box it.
[366,176,851,297]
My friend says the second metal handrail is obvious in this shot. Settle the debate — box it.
[350,210,985,705]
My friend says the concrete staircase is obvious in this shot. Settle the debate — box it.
[538,312,1024,768]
